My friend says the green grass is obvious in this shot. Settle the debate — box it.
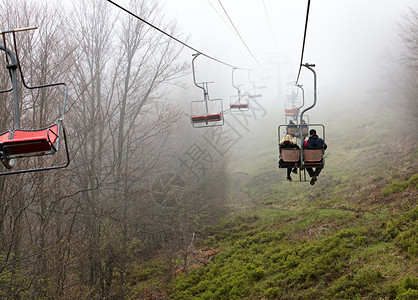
[127,92,418,299]
[170,207,417,299]
[382,174,418,196]
[166,98,418,299]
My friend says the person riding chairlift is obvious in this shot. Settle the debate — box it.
[279,134,299,181]
[303,129,327,185]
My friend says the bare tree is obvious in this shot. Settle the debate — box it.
[0,0,229,297]
[0,0,75,297]
[65,0,188,297]
[398,8,418,116]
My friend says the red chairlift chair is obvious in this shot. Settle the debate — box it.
[189,53,224,128]
[229,68,249,112]
[0,27,69,175]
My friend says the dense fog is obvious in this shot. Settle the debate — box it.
[0,0,416,297]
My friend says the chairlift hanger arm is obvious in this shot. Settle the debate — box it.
[0,43,21,129]
[192,53,206,94]
[248,69,256,88]
[0,44,17,93]
[299,63,317,124]
[1,27,68,122]
[231,68,240,96]
[1,27,36,71]
[299,63,317,160]
[296,84,305,114]
[11,30,67,91]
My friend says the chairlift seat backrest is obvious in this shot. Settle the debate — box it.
[191,113,222,123]
[303,149,323,166]
[230,103,249,109]
[249,94,262,99]
[281,149,300,162]
[286,126,297,136]
[285,108,298,115]
[0,131,10,143]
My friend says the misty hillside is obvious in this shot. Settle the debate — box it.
[127,80,417,299]
[0,0,416,299]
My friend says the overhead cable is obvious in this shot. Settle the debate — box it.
[262,0,279,53]
[295,0,311,85]
[206,0,235,35]
[216,0,261,66]
[105,0,252,70]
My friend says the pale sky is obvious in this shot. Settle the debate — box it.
[57,0,417,109]
[157,0,416,108]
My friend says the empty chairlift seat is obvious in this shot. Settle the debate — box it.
[230,103,249,110]
[0,124,59,157]
[248,94,262,99]
[285,108,299,116]
[191,113,222,123]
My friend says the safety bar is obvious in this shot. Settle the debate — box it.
[0,26,37,34]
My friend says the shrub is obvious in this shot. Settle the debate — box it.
[388,275,418,299]
[396,225,418,256]
[327,269,385,298]
[382,174,418,196]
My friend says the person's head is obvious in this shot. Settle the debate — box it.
[302,119,306,124]
[309,129,317,136]
[280,134,295,145]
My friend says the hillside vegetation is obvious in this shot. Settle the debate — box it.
[127,89,417,299]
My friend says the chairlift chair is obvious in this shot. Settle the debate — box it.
[285,115,310,138]
[0,27,69,175]
[189,53,224,128]
[284,91,299,118]
[257,76,270,90]
[278,64,326,182]
[247,70,262,100]
[278,123,325,182]
[230,68,249,111]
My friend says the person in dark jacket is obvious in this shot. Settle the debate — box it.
[303,129,327,185]
[279,134,300,181]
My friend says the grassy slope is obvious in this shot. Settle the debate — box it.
[128,88,417,299]
[167,86,417,299]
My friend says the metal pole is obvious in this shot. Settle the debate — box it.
[296,84,305,124]
[232,68,241,99]
[10,65,19,129]
[0,44,20,129]
[299,63,316,162]
[203,82,209,117]
[248,69,256,93]
[192,53,209,116]
[192,53,204,92]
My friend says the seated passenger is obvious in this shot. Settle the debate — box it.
[279,134,299,181]
[288,119,296,127]
[303,129,327,185]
